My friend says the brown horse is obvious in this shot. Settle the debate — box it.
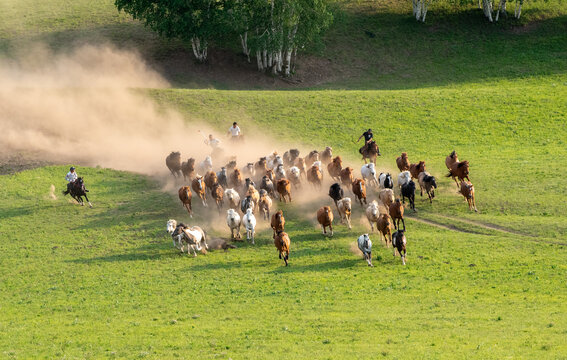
[276,179,292,203]
[389,199,405,230]
[166,151,182,177]
[181,158,195,181]
[352,178,367,206]
[204,171,218,195]
[445,150,458,170]
[178,186,193,217]
[447,161,470,188]
[274,231,291,266]
[271,210,285,236]
[459,180,478,212]
[307,165,323,189]
[295,158,307,179]
[339,167,354,187]
[230,169,243,189]
[211,183,224,214]
[409,161,426,180]
[191,176,207,207]
[327,156,343,181]
[396,152,410,172]
[321,146,333,165]
[359,141,380,164]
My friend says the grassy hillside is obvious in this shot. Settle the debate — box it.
[1,166,566,359]
[150,75,567,240]
[1,0,567,358]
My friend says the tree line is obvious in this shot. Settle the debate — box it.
[115,0,527,75]
[114,0,333,77]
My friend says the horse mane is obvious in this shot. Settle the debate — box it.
[449,150,456,158]
[457,161,469,168]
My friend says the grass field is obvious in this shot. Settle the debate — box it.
[1,0,567,358]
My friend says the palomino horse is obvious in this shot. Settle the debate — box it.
[359,141,381,164]
[63,177,92,207]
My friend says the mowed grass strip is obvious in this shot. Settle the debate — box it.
[0,166,566,358]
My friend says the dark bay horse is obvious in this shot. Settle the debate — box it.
[359,140,381,164]
[63,177,92,207]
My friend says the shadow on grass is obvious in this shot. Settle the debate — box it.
[67,242,174,263]
[271,258,359,273]
[3,12,565,90]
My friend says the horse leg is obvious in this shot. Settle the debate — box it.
[83,193,92,207]
[402,218,406,231]
[329,222,333,236]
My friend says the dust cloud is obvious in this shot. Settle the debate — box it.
[0,44,383,229]
[0,45,312,176]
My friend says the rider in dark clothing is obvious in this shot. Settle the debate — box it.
[357,129,374,153]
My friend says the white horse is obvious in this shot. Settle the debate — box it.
[275,164,286,181]
[361,163,378,187]
[179,226,208,257]
[226,209,241,240]
[224,188,240,209]
[398,171,411,190]
[199,156,213,173]
[357,234,373,267]
[242,208,257,244]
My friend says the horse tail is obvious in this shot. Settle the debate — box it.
[445,172,452,178]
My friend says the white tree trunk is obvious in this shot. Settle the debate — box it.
[191,37,208,62]
[240,32,250,62]
[285,49,292,76]
[482,0,494,22]
[421,0,430,22]
[256,50,264,71]
[262,49,268,69]
[515,0,523,18]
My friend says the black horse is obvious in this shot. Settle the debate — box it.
[63,177,92,207]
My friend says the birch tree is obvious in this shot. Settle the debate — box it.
[115,0,223,62]
[244,0,332,76]
[412,0,431,22]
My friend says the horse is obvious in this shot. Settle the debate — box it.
[327,156,343,182]
[63,177,92,207]
[357,234,373,267]
[321,147,333,165]
[447,161,471,188]
[274,231,291,266]
[181,158,195,181]
[409,161,426,180]
[191,176,207,207]
[359,141,380,164]
[178,186,193,217]
[396,152,410,172]
[166,151,182,177]
[445,150,458,170]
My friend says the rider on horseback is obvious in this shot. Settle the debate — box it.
[64,166,78,195]
[357,129,374,154]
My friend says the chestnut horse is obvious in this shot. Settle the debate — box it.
[359,141,380,164]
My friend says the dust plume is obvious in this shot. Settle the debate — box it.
[0,44,378,231]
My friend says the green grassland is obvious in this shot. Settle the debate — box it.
[1,0,567,358]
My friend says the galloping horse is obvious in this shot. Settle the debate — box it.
[63,177,92,207]
[359,140,381,164]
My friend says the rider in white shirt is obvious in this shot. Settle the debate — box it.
[64,166,78,194]
[206,134,221,149]
[228,122,241,140]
